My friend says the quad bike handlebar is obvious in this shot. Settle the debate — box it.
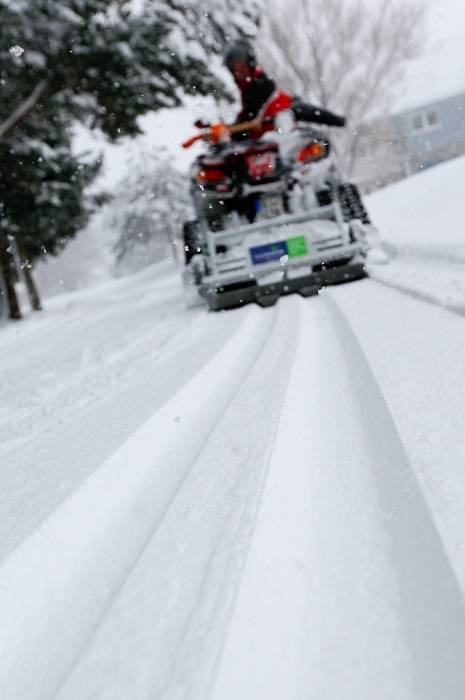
[182,116,266,149]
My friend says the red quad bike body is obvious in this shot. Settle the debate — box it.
[181,119,370,311]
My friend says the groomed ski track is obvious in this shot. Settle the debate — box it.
[2,273,465,698]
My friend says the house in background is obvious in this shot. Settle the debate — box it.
[353,88,465,192]
[395,90,465,173]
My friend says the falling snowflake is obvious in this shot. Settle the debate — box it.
[9,45,24,58]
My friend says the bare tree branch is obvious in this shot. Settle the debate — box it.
[0,80,47,143]
[257,0,427,175]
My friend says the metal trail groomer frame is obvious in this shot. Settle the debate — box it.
[198,197,369,311]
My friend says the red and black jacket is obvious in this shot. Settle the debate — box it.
[233,66,345,138]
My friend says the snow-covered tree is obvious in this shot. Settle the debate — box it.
[257,0,427,175]
[109,151,191,275]
[0,1,227,142]
[162,0,260,48]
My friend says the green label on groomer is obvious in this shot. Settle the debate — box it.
[286,236,308,257]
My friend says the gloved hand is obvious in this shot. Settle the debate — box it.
[209,123,231,144]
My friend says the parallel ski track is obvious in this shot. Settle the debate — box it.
[4,286,465,699]
[0,301,223,562]
[57,298,303,700]
[210,291,465,700]
[0,302,279,700]
[322,289,465,698]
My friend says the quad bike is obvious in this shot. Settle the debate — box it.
[180,114,372,311]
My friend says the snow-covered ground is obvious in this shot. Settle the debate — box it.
[2,156,465,698]
[367,154,465,314]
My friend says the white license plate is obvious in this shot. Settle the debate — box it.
[246,153,276,178]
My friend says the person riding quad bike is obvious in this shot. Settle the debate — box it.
[219,38,374,230]
[179,39,385,308]
[223,38,346,140]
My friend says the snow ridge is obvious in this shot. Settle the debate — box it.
[0,304,275,700]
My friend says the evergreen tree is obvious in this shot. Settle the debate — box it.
[1,0,256,318]
[0,1,224,143]
[0,107,99,260]
[160,0,260,48]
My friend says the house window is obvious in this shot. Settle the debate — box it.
[411,110,441,133]
[426,110,440,127]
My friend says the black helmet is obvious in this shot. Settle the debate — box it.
[223,38,256,69]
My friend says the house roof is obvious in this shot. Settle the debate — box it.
[391,84,465,117]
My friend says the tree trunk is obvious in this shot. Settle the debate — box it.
[15,238,42,311]
[0,235,22,320]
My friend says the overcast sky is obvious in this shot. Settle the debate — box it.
[395,0,465,110]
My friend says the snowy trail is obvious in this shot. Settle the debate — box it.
[58,298,302,700]
[0,265,249,559]
[0,300,278,700]
[211,291,465,700]
[328,281,465,594]
[3,266,465,697]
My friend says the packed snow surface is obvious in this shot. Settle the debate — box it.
[2,156,465,698]
[367,154,465,314]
